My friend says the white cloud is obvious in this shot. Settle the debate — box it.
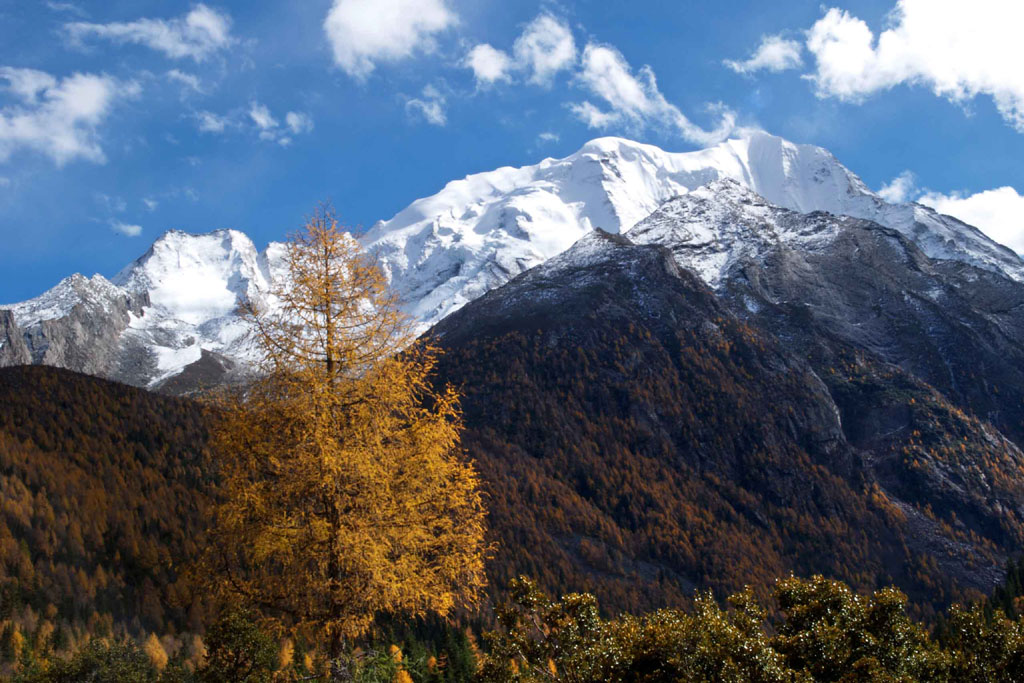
[195,110,230,133]
[111,220,142,237]
[805,1,1024,131]
[324,0,456,80]
[406,85,446,126]
[464,44,513,86]
[919,186,1024,254]
[878,170,917,203]
[0,67,139,165]
[65,4,233,62]
[166,69,202,93]
[537,131,560,143]
[249,102,277,132]
[143,197,158,211]
[513,14,576,86]
[285,111,314,135]
[571,44,735,145]
[725,35,803,74]
[46,2,86,17]
[462,14,575,87]
[240,103,314,145]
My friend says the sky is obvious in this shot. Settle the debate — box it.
[2,0,1024,303]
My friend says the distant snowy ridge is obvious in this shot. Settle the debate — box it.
[3,131,1023,388]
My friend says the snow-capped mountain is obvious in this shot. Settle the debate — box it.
[111,229,279,385]
[3,130,1023,389]
[2,230,283,388]
[363,131,1024,328]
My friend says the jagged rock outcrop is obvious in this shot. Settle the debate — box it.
[0,309,30,366]
[6,274,149,380]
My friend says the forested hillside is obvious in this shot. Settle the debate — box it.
[0,366,212,644]
[430,232,1024,617]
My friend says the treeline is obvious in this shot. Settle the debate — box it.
[478,573,1024,683]
[9,568,1024,682]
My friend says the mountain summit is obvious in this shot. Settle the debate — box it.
[363,131,1023,327]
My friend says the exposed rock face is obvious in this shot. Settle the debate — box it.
[629,180,1024,449]
[1,229,276,389]
[0,310,30,366]
[5,274,149,380]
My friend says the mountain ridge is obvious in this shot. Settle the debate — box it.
[2,131,1023,389]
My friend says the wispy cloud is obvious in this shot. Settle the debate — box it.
[463,13,575,88]
[65,4,234,62]
[166,69,202,93]
[0,67,139,165]
[285,112,314,135]
[571,44,735,145]
[249,102,277,133]
[195,110,231,133]
[45,2,86,18]
[725,35,803,75]
[458,12,734,144]
[110,220,142,237]
[877,171,917,203]
[406,85,446,126]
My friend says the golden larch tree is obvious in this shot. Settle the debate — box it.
[200,205,487,658]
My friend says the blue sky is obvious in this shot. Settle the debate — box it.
[2,0,1024,302]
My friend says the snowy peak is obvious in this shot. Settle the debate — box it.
[361,131,888,328]
[113,228,271,326]
[7,272,141,329]
[627,179,850,287]
[363,131,1024,329]
[708,132,871,213]
[575,131,871,217]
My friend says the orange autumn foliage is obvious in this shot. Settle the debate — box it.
[198,206,487,653]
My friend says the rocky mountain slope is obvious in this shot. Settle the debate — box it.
[428,230,1024,613]
[3,132,1022,390]
[629,180,1024,448]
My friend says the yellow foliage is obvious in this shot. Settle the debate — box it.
[389,644,403,663]
[11,629,24,660]
[278,638,294,670]
[143,633,168,671]
[186,634,206,670]
[199,205,488,655]
[394,670,414,683]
